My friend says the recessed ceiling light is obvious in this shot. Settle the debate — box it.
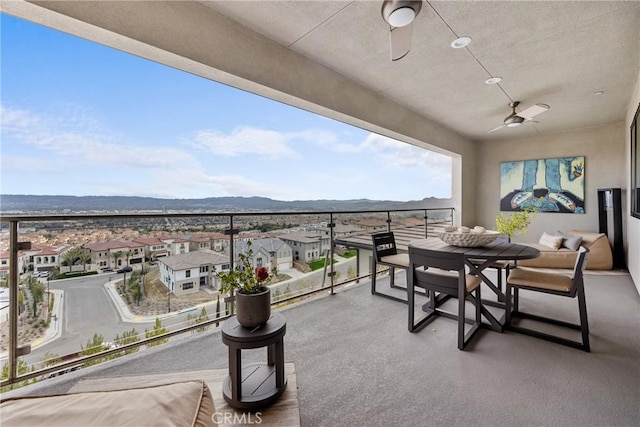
[485,77,502,85]
[388,6,416,27]
[450,36,471,49]
[593,91,604,96]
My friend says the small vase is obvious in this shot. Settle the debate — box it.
[235,287,271,328]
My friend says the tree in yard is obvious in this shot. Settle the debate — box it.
[111,251,123,269]
[30,282,45,318]
[145,318,168,347]
[62,247,83,268]
[79,251,92,271]
[128,278,142,306]
[139,263,148,298]
[195,307,209,332]
[124,250,132,267]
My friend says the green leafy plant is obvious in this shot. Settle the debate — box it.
[495,208,538,240]
[216,241,272,295]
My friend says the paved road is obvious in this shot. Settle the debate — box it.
[21,257,358,366]
[23,274,154,365]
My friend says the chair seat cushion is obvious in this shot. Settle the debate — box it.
[380,253,410,268]
[419,268,481,291]
[0,380,217,427]
[507,268,573,293]
[468,259,512,269]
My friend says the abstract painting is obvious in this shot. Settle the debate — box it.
[500,156,585,213]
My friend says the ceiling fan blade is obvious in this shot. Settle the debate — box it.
[518,103,550,120]
[389,22,413,61]
[488,125,506,134]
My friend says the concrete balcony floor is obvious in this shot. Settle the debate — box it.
[4,270,640,426]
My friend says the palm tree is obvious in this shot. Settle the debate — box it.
[61,250,76,267]
[111,251,123,269]
[124,250,132,267]
[61,247,83,272]
[79,252,92,272]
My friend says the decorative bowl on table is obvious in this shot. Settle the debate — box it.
[437,229,501,247]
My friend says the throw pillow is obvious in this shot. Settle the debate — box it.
[555,230,584,251]
[539,232,563,249]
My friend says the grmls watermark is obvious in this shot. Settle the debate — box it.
[212,411,263,425]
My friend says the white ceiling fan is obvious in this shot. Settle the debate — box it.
[381,0,422,61]
[488,101,550,133]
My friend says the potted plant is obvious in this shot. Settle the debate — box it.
[216,241,273,328]
[495,207,538,241]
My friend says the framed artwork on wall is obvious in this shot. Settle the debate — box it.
[500,156,585,213]
[631,102,640,219]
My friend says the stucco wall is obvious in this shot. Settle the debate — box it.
[626,69,640,292]
[475,123,626,247]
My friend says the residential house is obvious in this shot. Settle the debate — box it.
[161,237,190,257]
[184,235,212,252]
[234,238,293,271]
[277,232,329,263]
[24,244,72,274]
[0,251,24,280]
[158,250,229,296]
[132,237,170,260]
[83,240,145,271]
[183,232,228,252]
[316,222,365,240]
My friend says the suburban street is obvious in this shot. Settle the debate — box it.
[15,256,359,368]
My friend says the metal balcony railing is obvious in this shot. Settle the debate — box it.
[0,207,453,387]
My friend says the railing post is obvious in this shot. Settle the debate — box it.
[355,248,360,284]
[8,221,31,383]
[329,213,335,295]
[386,211,392,232]
[424,209,429,238]
[225,215,236,315]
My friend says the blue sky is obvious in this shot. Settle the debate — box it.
[0,13,451,202]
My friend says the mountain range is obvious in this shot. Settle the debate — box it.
[0,194,453,213]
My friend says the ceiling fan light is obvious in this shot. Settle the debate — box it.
[388,7,416,27]
[504,114,524,127]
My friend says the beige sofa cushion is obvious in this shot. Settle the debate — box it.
[0,380,217,427]
[517,230,612,270]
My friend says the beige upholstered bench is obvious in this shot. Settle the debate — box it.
[517,230,613,270]
[0,380,217,427]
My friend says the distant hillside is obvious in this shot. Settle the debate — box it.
[0,194,453,213]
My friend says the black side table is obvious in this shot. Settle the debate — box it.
[221,312,287,409]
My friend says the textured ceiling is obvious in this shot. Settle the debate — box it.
[201,0,640,141]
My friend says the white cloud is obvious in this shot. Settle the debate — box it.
[1,103,200,170]
[1,103,452,200]
[188,127,297,158]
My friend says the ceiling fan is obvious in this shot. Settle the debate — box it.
[488,101,550,133]
[381,0,422,61]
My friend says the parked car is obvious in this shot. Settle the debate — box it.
[117,266,133,274]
